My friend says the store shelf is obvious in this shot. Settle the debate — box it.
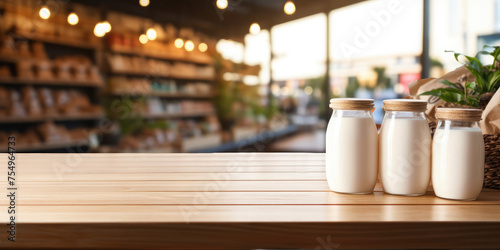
[190,124,298,153]
[0,77,104,88]
[0,140,89,153]
[108,70,214,82]
[108,92,214,98]
[0,113,105,124]
[141,110,215,119]
[109,45,213,65]
[15,32,101,50]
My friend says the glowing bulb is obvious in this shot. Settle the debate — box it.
[249,23,260,34]
[67,12,79,25]
[174,38,184,48]
[216,0,228,9]
[101,21,111,33]
[139,0,150,7]
[284,1,295,15]
[39,6,50,19]
[139,34,148,44]
[185,40,194,52]
[146,28,157,40]
[93,23,106,37]
[198,42,208,52]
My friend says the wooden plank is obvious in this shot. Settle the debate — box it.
[8,191,500,205]
[6,205,500,223]
[12,172,327,181]
[2,222,499,249]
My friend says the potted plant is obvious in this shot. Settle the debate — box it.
[420,46,500,109]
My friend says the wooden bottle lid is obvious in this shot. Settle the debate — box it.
[435,108,483,121]
[329,98,374,110]
[383,99,427,112]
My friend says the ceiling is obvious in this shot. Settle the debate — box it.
[73,0,365,41]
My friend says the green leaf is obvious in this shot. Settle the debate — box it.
[487,69,500,92]
[446,50,484,73]
[464,65,487,92]
[439,79,463,90]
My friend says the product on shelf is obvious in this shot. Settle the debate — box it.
[17,41,31,57]
[0,87,8,117]
[8,89,26,117]
[0,36,16,56]
[37,121,72,143]
[34,60,55,80]
[37,88,57,115]
[32,42,48,59]
[16,60,34,79]
[22,86,43,116]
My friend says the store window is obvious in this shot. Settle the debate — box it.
[271,13,327,123]
[329,0,423,123]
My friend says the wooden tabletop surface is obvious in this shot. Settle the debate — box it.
[1,153,499,249]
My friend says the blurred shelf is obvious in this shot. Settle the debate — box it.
[0,140,89,153]
[108,70,214,82]
[0,77,104,88]
[109,45,213,65]
[0,113,105,124]
[15,32,101,50]
[141,110,215,119]
[97,145,176,153]
[191,124,298,153]
[107,92,214,98]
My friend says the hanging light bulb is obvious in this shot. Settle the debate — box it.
[101,21,112,33]
[94,23,106,37]
[198,43,208,52]
[249,23,260,34]
[139,0,150,7]
[39,6,51,19]
[216,0,228,10]
[139,34,148,44]
[67,12,79,25]
[284,1,296,15]
[174,38,184,48]
[184,40,194,52]
[146,28,157,40]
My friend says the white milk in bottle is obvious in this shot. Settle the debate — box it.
[325,98,378,194]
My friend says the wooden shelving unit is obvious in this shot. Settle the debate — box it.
[140,110,216,119]
[109,45,213,65]
[0,140,89,153]
[0,112,105,124]
[107,91,214,99]
[15,32,102,50]
[0,77,103,88]
[108,70,214,82]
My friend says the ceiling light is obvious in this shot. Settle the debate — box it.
[174,38,184,48]
[216,0,228,10]
[39,6,50,19]
[249,23,260,34]
[146,28,157,40]
[67,12,79,25]
[139,34,148,44]
[185,40,194,52]
[198,42,208,52]
[139,0,150,7]
[284,1,296,15]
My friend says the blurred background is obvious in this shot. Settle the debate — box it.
[0,0,498,153]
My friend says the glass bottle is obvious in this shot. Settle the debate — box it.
[432,108,484,201]
[325,98,378,194]
[379,99,431,196]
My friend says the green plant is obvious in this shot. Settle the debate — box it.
[420,45,500,108]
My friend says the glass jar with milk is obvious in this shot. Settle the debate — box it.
[432,108,484,201]
[379,99,431,196]
[325,98,378,194]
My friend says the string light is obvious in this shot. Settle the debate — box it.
[284,1,296,15]
[249,23,260,34]
[93,23,106,37]
[146,28,157,40]
[198,43,208,52]
[139,0,150,7]
[101,21,112,33]
[139,34,148,44]
[216,0,228,10]
[185,40,194,52]
[67,12,79,25]
[174,38,184,48]
[39,6,50,19]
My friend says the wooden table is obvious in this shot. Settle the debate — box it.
[1,153,499,249]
